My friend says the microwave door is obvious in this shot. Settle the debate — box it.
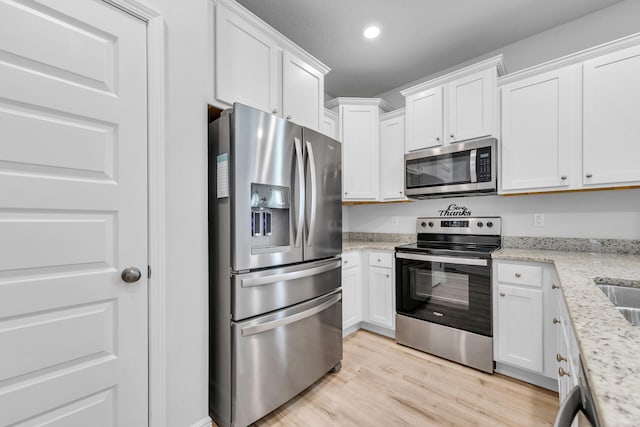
[302,128,342,261]
[231,103,304,271]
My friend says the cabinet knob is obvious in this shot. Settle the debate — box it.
[272,109,278,114]
[286,115,292,120]
[344,260,348,264]
[514,273,521,278]
[450,134,455,138]
[344,192,348,195]
[586,174,593,178]
[558,367,571,377]
[435,137,440,142]
[386,275,390,278]
[553,318,560,324]
[561,176,567,180]
[399,191,403,194]
[552,284,559,289]
[556,353,567,363]
[377,258,381,262]
[499,292,506,297]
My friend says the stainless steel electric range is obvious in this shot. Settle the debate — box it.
[395,217,501,373]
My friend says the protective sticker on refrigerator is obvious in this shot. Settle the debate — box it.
[216,153,229,198]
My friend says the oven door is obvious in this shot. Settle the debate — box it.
[395,252,492,336]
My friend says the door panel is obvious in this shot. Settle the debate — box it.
[0,1,148,425]
[231,103,303,270]
[405,87,442,152]
[380,114,405,200]
[283,50,323,130]
[303,128,342,261]
[447,68,494,143]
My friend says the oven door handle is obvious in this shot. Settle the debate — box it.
[396,252,488,266]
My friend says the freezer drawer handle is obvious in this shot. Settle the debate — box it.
[396,252,488,266]
[241,293,341,336]
[240,260,341,287]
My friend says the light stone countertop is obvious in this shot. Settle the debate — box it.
[493,248,640,427]
[343,240,404,252]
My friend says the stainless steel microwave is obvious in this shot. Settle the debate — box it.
[404,138,497,199]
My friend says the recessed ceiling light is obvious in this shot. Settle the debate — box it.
[363,25,381,39]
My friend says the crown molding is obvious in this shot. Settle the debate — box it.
[213,0,330,75]
[380,108,406,120]
[324,97,393,112]
[400,54,504,97]
[499,32,640,86]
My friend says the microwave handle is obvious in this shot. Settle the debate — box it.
[469,149,477,183]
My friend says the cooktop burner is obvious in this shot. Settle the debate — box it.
[396,216,502,258]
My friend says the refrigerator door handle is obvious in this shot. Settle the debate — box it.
[240,259,341,287]
[305,140,317,247]
[240,291,341,336]
[293,137,305,248]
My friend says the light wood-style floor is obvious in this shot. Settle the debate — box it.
[253,330,559,427]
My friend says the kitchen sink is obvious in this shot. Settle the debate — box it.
[596,282,640,326]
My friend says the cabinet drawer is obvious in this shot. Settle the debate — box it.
[369,252,393,268]
[342,252,360,267]
[497,263,542,287]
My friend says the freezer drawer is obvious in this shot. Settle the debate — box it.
[231,290,342,427]
[232,258,341,320]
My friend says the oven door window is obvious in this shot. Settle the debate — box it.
[406,150,471,189]
[397,259,491,336]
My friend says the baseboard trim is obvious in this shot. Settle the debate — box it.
[495,362,558,392]
[343,322,361,337]
[190,416,213,427]
[359,322,395,339]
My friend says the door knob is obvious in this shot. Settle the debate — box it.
[121,267,142,283]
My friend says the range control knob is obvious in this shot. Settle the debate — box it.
[421,221,427,228]
[487,221,494,228]
[428,222,434,227]
[477,221,484,228]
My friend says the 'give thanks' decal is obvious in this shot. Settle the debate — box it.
[439,204,472,217]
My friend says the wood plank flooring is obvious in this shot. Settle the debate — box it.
[253,330,559,427]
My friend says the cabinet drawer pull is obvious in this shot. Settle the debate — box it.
[552,284,559,289]
[561,175,567,180]
[499,292,506,297]
[556,353,567,363]
[553,318,560,324]
[514,273,521,278]
[450,134,455,138]
[558,367,571,377]
[586,174,593,178]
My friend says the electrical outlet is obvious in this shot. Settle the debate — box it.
[534,213,545,227]
[391,216,399,226]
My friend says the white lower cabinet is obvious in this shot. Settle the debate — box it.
[493,260,559,387]
[341,252,361,333]
[341,249,396,337]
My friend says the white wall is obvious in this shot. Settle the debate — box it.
[346,189,640,239]
[377,0,640,108]
[141,1,209,426]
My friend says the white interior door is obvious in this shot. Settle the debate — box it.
[0,1,148,425]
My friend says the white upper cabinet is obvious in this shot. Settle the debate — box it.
[214,4,279,114]
[583,44,640,186]
[379,110,406,200]
[320,109,338,140]
[500,66,581,193]
[404,87,442,152]
[282,50,324,130]
[210,0,329,130]
[339,102,381,200]
[401,56,503,153]
[447,68,495,143]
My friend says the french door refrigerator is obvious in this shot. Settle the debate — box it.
[208,103,342,427]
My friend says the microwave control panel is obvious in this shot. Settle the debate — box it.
[477,147,492,182]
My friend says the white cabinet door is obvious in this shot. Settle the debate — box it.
[583,44,640,186]
[342,265,361,331]
[447,68,494,143]
[368,266,394,329]
[215,4,279,113]
[500,67,579,192]
[379,113,405,200]
[497,285,543,372]
[405,87,443,152]
[282,50,323,130]
[320,111,338,140]
[0,1,148,424]
[341,105,379,200]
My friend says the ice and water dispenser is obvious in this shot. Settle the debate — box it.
[250,183,290,250]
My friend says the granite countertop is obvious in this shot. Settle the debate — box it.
[343,240,404,252]
[493,248,640,426]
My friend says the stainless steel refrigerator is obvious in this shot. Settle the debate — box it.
[208,103,343,427]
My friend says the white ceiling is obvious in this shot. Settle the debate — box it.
[236,0,625,97]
